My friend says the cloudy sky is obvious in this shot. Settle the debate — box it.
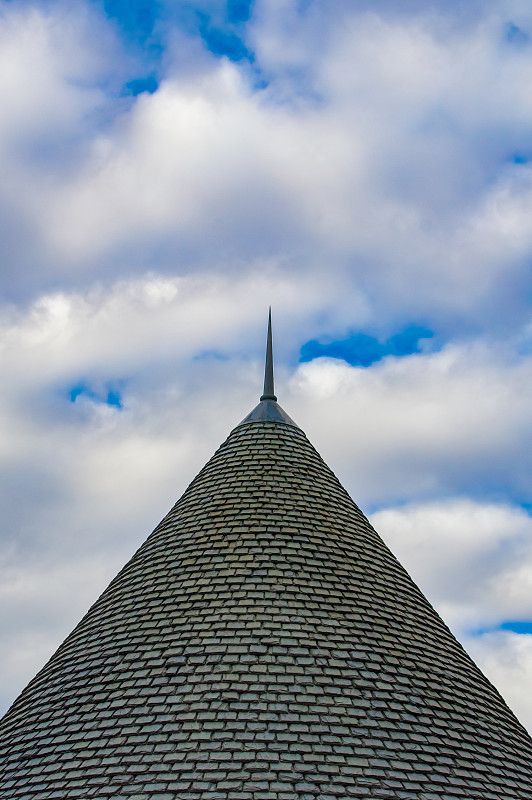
[2,0,532,731]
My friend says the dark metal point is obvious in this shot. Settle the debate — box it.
[237,306,300,427]
[261,307,276,402]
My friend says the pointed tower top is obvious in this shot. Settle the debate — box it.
[238,308,299,428]
[260,307,277,402]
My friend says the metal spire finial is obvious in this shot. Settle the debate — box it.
[260,307,277,402]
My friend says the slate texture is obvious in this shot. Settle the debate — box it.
[1,404,532,799]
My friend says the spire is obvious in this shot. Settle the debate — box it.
[238,308,298,427]
[260,306,277,402]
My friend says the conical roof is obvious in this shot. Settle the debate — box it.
[1,320,532,799]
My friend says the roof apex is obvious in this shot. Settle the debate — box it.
[238,397,299,427]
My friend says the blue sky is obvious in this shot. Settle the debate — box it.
[300,325,434,366]
[2,0,532,730]
[100,0,256,85]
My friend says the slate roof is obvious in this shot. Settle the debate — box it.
[1,325,532,799]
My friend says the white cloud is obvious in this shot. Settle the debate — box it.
[1,0,532,337]
[372,499,532,631]
[291,344,532,506]
[0,3,112,150]
[372,498,532,731]
[466,631,532,732]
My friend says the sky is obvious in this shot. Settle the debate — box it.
[2,0,532,733]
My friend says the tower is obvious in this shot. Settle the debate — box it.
[1,312,531,798]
